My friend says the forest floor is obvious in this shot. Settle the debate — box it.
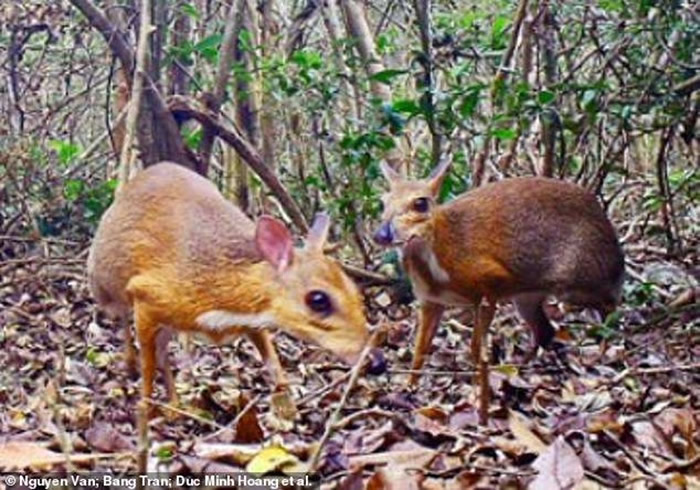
[0,227,698,489]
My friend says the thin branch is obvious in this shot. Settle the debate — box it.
[168,95,309,232]
[117,0,152,190]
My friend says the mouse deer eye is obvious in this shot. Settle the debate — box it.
[413,197,430,213]
[305,290,334,317]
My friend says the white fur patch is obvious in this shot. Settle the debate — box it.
[196,310,274,331]
[421,247,450,283]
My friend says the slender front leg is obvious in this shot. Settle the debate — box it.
[247,330,295,420]
[409,301,445,386]
[473,300,495,425]
[247,330,288,390]
[134,304,157,473]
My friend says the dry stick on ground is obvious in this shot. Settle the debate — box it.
[387,363,568,377]
[663,454,700,473]
[199,394,262,442]
[609,362,700,385]
[309,325,387,472]
[297,371,351,407]
[143,397,229,431]
[602,429,660,479]
[117,0,152,191]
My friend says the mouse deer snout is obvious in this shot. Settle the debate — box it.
[373,221,395,246]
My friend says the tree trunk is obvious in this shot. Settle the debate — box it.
[340,0,403,172]
[70,0,196,169]
[259,0,280,172]
[412,0,441,166]
[197,0,241,175]
[231,0,262,213]
[539,1,557,178]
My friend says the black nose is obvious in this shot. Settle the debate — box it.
[373,221,394,245]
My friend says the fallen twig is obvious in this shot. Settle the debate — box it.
[309,324,387,472]
[144,398,228,431]
[602,429,660,478]
[198,394,262,442]
[662,453,700,473]
[610,362,700,385]
[297,371,351,407]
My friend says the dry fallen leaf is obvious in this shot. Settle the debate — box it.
[509,410,548,454]
[234,395,264,444]
[366,466,422,490]
[85,424,135,452]
[529,436,584,490]
[245,446,300,474]
[193,442,263,465]
[0,441,110,470]
[349,448,435,467]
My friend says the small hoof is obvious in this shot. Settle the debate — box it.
[407,370,422,387]
[271,390,297,421]
[367,348,387,375]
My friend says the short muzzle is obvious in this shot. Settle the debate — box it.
[373,221,395,246]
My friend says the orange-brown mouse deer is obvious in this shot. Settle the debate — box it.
[88,162,369,416]
[373,160,624,395]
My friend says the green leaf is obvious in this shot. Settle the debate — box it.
[490,15,510,49]
[603,311,623,330]
[460,12,477,29]
[581,89,597,108]
[195,34,222,52]
[538,90,555,105]
[155,446,173,460]
[63,179,84,201]
[459,89,481,117]
[369,69,407,85]
[599,0,623,12]
[49,139,81,166]
[290,49,323,69]
[392,99,421,115]
[180,2,200,19]
[194,34,222,62]
[491,127,516,141]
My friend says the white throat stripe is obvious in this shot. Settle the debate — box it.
[423,247,450,283]
[196,310,274,331]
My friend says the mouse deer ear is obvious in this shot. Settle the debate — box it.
[427,158,451,195]
[255,216,294,272]
[306,212,331,253]
[379,161,402,186]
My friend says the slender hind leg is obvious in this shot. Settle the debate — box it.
[121,316,139,377]
[409,302,445,386]
[513,292,555,354]
[155,327,178,406]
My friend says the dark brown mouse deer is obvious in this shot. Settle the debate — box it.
[374,160,624,421]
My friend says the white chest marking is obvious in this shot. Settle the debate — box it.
[422,247,450,283]
[411,274,471,306]
[196,310,274,331]
[406,246,471,306]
